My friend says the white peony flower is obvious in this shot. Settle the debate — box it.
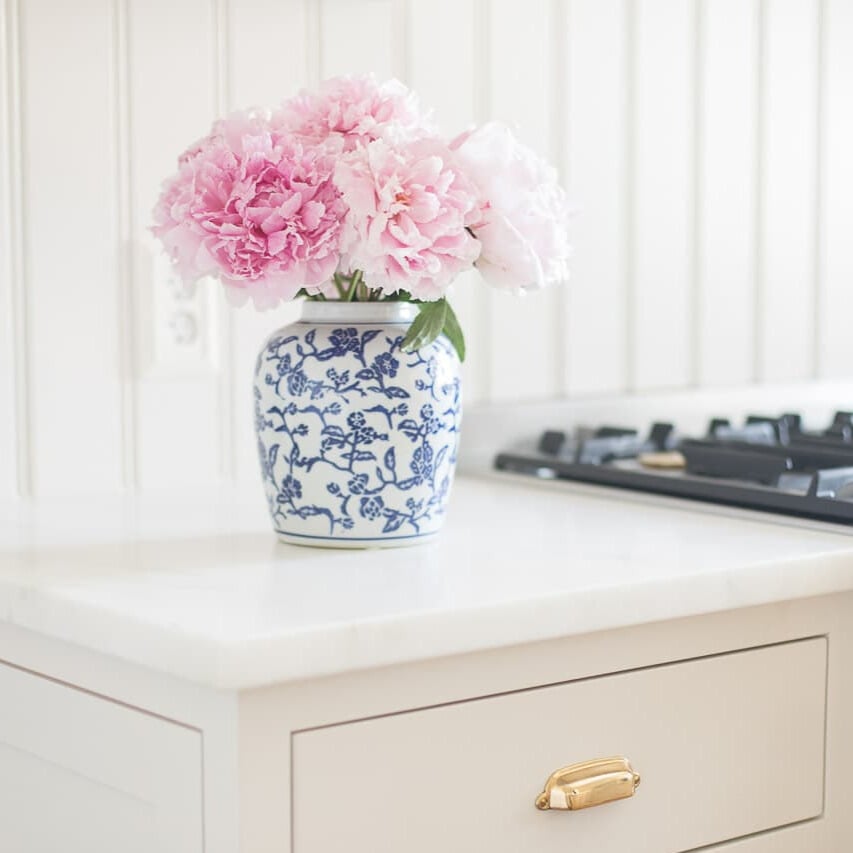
[451,121,571,291]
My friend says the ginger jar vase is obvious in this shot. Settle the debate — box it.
[253,301,462,547]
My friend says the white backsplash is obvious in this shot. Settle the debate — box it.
[1,0,851,498]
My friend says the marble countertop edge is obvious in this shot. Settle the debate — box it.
[2,545,851,690]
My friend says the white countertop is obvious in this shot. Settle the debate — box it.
[2,473,853,690]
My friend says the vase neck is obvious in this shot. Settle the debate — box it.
[299,299,419,325]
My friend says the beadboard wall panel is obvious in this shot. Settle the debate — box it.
[1,0,849,498]
[631,0,696,391]
[563,0,629,396]
[758,0,819,381]
[127,0,222,490]
[696,0,759,387]
[407,0,476,136]
[0,0,18,497]
[320,0,396,80]
[20,0,125,496]
[228,0,310,106]
[487,0,562,402]
[818,0,853,378]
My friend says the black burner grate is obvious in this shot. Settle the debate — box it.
[494,412,853,525]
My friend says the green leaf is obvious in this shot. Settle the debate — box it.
[441,300,466,362]
[401,299,448,353]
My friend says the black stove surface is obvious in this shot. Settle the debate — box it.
[494,411,853,525]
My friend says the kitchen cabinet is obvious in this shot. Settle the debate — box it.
[292,638,826,852]
[242,596,851,853]
[0,662,203,852]
[2,477,853,851]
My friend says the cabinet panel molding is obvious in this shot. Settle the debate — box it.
[0,661,203,853]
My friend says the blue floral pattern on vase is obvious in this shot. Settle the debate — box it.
[253,309,462,546]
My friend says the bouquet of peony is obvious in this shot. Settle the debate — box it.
[153,75,571,360]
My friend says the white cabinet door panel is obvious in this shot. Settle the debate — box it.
[0,662,203,853]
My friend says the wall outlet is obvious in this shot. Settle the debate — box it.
[138,241,219,378]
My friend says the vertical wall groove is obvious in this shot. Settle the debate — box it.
[0,0,13,495]
[690,0,703,388]
[113,0,137,490]
[11,0,28,495]
[812,0,826,378]
[392,0,410,82]
[473,0,492,401]
[306,0,322,87]
[753,0,766,382]
[624,0,637,391]
[0,0,12,494]
[214,0,235,479]
[553,0,570,394]
[4,0,30,496]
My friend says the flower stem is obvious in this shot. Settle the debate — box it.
[345,270,363,302]
[333,273,347,300]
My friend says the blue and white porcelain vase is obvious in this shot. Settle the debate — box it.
[253,301,462,547]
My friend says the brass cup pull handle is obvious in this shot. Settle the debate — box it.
[535,757,641,811]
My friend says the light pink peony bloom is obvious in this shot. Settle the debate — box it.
[275,74,432,152]
[334,138,481,300]
[451,122,571,291]
[152,111,347,309]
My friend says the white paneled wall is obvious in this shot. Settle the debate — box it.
[632,0,696,390]
[0,0,18,499]
[759,0,819,382]
[20,0,125,496]
[487,0,563,400]
[564,0,628,396]
[696,0,758,387]
[0,0,851,498]
[818,0,853,378]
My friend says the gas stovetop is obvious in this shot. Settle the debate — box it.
[495,411,853,525]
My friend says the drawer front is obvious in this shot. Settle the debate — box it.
[293,638,827,853]
[0,662,203,853]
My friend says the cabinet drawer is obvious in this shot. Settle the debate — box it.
[293,638,826,853]
[0,662,203,853]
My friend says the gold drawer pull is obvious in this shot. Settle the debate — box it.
[535,757,641,811]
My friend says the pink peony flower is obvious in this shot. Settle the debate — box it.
[274,74,432,153]
[450,122,571,291]
[152,111,347,309]
[178,109,270,166]
[334,138,481,300]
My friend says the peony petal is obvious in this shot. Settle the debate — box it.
[473,217,544,290]
[301,200,324,230]
[406,191,440,223]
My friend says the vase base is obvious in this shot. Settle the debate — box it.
[275,529,440,549]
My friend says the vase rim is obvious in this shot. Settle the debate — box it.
[299,299,419,324]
